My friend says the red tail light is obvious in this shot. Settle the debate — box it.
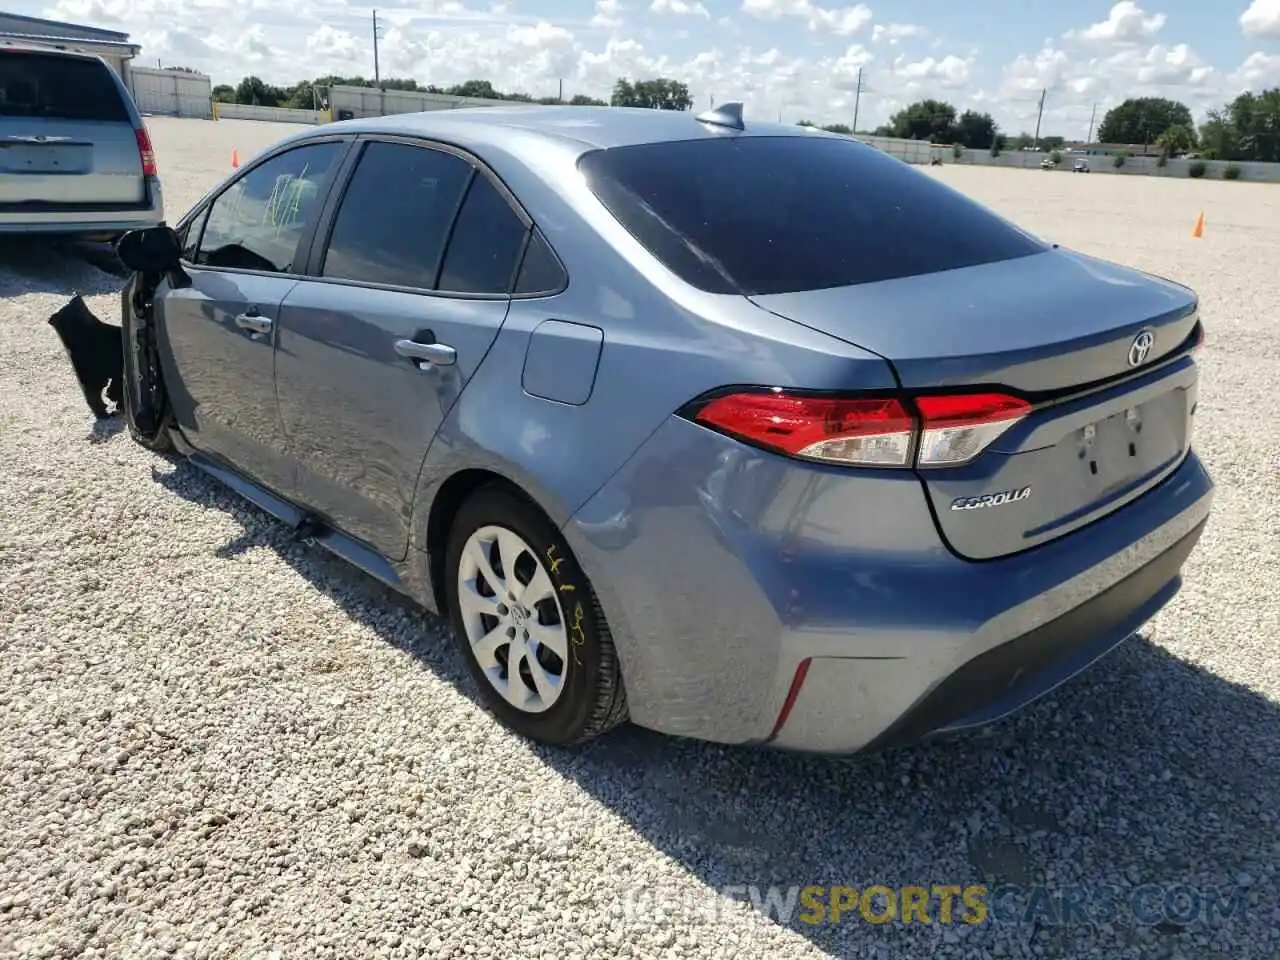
[136,127,157,177]
[685,388,1031,469]
[693,390,915,466]
[915,393,1031,466]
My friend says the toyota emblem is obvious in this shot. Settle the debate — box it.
[1128,330,1155,367]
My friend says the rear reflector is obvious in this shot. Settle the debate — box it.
[136,127,157,177]
[769,657,812,739]
[685,388,1031,469]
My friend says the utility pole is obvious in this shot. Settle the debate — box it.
[852,66,863,133]
[1086,102,1097,144]
[1033,88,1046,150]
[372,10,382,90]
[558,78,563,102]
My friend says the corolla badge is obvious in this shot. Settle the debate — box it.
[1128,330,1155,367]
[951,486,1032,511]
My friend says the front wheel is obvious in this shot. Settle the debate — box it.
[444,485,628,745]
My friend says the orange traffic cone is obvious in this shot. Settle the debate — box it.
[231,148,239,170]
[1191,211,1204,238]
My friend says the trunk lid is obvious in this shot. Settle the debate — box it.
[751,247,1202,560]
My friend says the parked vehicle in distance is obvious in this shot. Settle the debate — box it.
[1040,156,1057,170]
[0,43,163,241]
[114,102,1212,756]
[1073,159,1090,173]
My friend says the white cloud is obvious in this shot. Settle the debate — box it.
[872,23,926,45]
[650,0,709,17]
[1229,51,1280,91]
[1241,0,1280,38]
[891,53,972,90]
[739,0,872,36]
[590,0,624,28]
[1065,1,1165,44]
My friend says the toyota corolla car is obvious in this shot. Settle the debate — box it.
[113,103,1212,755]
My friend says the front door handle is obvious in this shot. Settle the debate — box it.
[394,339,456,367]
[235,312,272,335]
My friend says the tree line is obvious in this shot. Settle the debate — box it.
[1096,92,1280,163]
[838,91,1280,164]
[207,74,694,112]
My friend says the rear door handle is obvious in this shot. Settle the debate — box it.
[235,312,272,335]
[394,339,456,367]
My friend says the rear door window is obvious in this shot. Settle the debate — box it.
[577,135,1047,296]
[195,141,343,273]
[320,140,473,290]
[0,51,129,122]
[436,174,528,295]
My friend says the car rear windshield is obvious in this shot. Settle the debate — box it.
[0,52,130,122]
[577,134,1047,297]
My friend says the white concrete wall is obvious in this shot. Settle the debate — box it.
[933,146,1280,182]
[213,102,326,124]
[131,67,212,119]
[328,85,512,119]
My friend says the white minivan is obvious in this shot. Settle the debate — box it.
[0,42,164,241]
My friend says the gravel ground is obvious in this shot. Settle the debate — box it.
[2,117,1277,960]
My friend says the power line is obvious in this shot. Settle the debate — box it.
[852,66,863,133]
[372,9,384,91]
[1033,87,1046,149]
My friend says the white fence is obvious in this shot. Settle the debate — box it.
[130,67,213,119]
[940,146,1280,183]
[213,102,327,124]
[328,85,511,119]
[855,135,936,165]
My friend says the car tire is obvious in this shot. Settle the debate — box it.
[444,484,628,745]
[119,279,175,453]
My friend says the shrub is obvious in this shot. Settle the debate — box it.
[989,142,1001,158]
[1048,150,1062,165]
[1189,160,1207,178]
[952,143,963,159]
[1156,154,1167,168]
[1113,153,1126,168]
[1224,164,1242,180]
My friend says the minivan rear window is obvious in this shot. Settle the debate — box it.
[577,135,1047,297]
[0,52,129,122]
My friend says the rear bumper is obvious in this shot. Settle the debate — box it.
[563,414,1213,755]
[0,176,164,238]
[859,516,1205,752]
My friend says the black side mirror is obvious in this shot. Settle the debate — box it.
[116,225,182,274]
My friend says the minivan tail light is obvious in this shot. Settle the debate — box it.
[136,127,157,177]
[915,393,1031,467]
[684,388,1031,469]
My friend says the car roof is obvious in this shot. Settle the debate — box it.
[0,40,106,62]
[322,104,843,155]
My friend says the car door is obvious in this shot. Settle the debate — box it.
[155,138,348,495]
[274,136,529,561]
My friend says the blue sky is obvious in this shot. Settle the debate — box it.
[17,0,1280,137]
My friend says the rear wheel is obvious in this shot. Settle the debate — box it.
[444,485,628,745]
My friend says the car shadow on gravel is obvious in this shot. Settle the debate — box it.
[151,459,1276,960]
[0,238,127,298]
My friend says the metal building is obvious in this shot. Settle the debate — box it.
[0,12,141,84]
